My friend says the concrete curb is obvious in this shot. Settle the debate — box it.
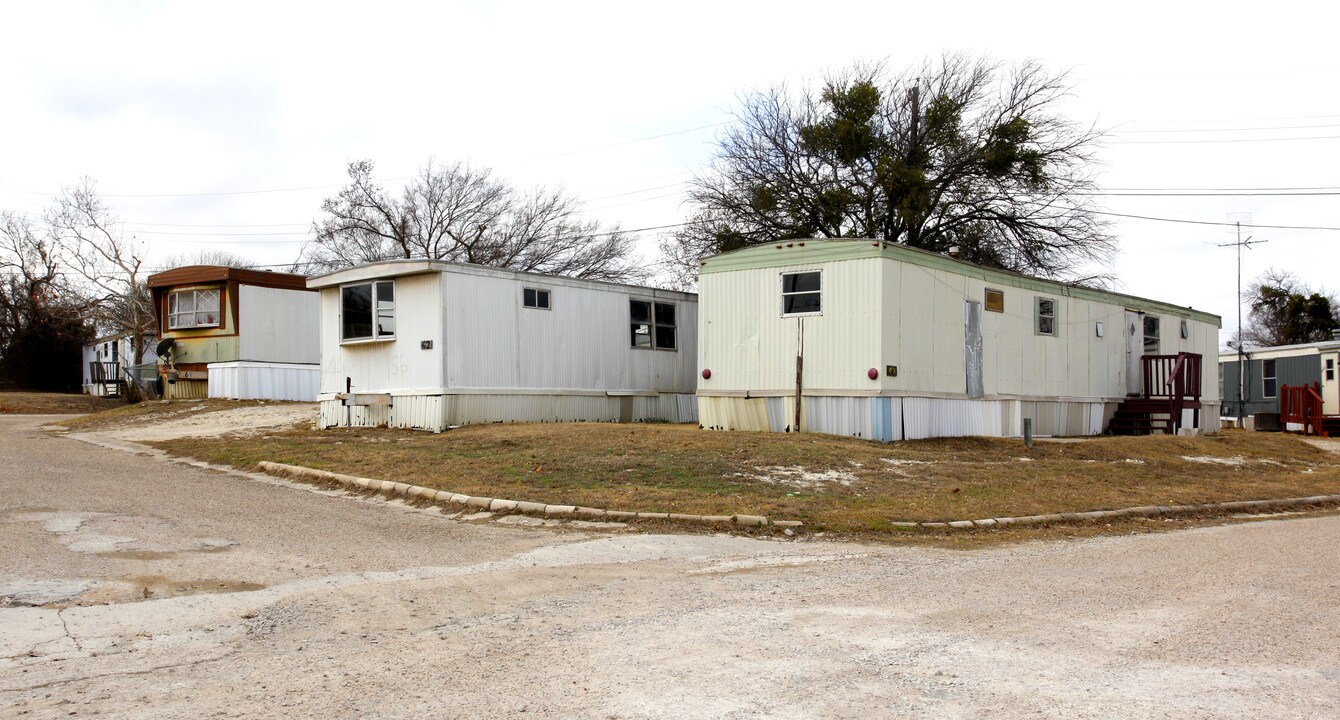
[255,461,803,529]
[900,494,1340,531]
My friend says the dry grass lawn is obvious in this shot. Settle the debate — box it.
[0,391,124,415]
[56,398,281,430]
[146,421,1340,535]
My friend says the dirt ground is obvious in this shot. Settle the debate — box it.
[0,392,122,415]
[3,413,1339,718]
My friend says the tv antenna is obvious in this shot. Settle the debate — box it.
[1217,212,1267,423]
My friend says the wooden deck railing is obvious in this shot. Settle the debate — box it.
[1280,383,1325,436]
[1140,352,1203,432]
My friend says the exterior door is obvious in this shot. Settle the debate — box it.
[1125,310,1143,396]
[1323,352,1340,415]
[964,301,983,398]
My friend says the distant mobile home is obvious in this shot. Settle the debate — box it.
[147,266,320,401]
[81,333,157,397]
[696,240,1221,440]
[1219,337,1340,434]
[307,260,698,431]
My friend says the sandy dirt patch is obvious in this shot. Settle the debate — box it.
[100,403,317,441]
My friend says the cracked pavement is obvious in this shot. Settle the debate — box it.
[2,413,1340,718]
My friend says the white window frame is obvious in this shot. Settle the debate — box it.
[1143,316,1160,354]
[1035,296,1057,337]
[1262,359,1277,399]
[522,287,551,310]
[780,270,822,317]
[167,288,222,330]
[630,299,678,351]
[340,280,396,343]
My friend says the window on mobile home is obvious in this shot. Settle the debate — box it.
[630,300,677,350]
[1143,316,1160,353]
[167,288,221,329]
[1035,297,1057,336]
[781,271,821,316]
[341,280,395,341]
[1262,359,1277,398]
[523,288,551,309]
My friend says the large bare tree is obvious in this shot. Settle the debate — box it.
[662,55,1114,287]
[300,160,647,283]
[46,179,155,366]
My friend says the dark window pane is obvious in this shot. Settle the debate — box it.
[342,284,373,340]
[783,292,821,315]
[376,281,394,303]
[655,326,677,350]
[630,299,651,323]
[523,288,536,307]
[654,302,675,327]
[537,290,550,309]
[1039,317,1054,335]
[782,271,820,293]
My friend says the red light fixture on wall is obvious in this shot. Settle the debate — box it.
[867,368,879,380]
[702,369,712,380]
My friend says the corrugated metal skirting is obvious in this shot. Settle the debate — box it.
[699,395,1126,441]
[319,393,697,431]
[209,362,319,401]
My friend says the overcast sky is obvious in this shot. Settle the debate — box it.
[2,1,1335,348]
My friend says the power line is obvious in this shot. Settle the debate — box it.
[1112,122,1340,134]
[1107,134,1340,145]
[1092,209,1340,231]
[1089,191,1340,197]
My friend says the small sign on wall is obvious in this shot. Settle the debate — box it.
[421,340,433,350]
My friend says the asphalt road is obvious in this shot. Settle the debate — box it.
[2,413,1339,719]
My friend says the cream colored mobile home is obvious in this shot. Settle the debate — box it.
[696,240,1220,440]
[309,260,698,431]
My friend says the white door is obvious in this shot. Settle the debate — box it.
[1322,353,1340,415]
[1125,310,1143,396]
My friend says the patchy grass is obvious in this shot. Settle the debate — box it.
[0,391,125,415]
[145,422,1340,536]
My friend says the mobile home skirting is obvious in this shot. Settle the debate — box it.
[319,391,698,431]
[698,395,1220,441]
[208,361,320,401]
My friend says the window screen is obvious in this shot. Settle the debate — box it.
[781,271,821,315]
[985,288,1004,313]
[342,281,395,341]
[1036,297,1056,336]
[1143,316,1160,353]
[523,288,551,309]
[630,299,677,350]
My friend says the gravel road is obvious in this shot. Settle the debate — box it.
[2,413,1338,719]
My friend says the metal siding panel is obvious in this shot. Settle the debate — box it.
[238,285,319,364]
[209,361,320,401]
[320,274,444,395]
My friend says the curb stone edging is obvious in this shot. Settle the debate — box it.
[901,494,1340,531]
[254,461,803,530]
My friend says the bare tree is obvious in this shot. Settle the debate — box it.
[662,55,1114,286]
[0,212,91,390]
[300,160,647,283]
[158,249,255,270]
[46,179,156,366]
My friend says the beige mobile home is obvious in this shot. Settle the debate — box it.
[308,260,698,431]
[697,240,1220,440]
[148,266,320,401]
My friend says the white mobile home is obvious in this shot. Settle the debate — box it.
[81,333,157,397]
[307,260,698,430]
[697,240,1221,440]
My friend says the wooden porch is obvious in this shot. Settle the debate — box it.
[1279,383,1340,437]
[1108,352,1203,436]
[88,360,124,397]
